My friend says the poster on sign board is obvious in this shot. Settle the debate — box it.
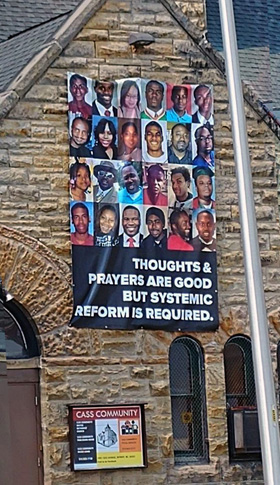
[68,404,147,471]
[68,74,218,331]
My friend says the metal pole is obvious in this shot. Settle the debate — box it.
[218,1,280,483]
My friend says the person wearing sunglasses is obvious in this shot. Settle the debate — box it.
[93,161,118,203]
[192,123,215,169]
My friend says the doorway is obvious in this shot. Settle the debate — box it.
[0,299,43,484]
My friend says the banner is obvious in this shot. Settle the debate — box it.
[68,74,218,331]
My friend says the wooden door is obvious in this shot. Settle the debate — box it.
[7,369,43,485]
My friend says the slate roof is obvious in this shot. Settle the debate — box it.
[0,0,79,42]
[0,0,81,93]
[206,0,280,120]
[0,15,67,92]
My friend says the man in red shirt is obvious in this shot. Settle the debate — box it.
[69,74,92,119]
[168,209,194,251]
[143,164,167,206]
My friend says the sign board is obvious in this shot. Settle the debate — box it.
[68,404,147,471]
[68,75,218,331]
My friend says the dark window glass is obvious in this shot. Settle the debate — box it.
[0,300,39,359]
[169,337,208,465]
[224,336,256,408]
[224,335,260,461]
[224,343,246,396]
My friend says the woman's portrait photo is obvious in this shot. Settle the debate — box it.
[95,204,119,247]
[117,79,141,119]
[92,117,118,160]
[70,160,92,201]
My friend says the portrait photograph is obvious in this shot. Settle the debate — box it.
[116,78,142,119]
[92,116,118,161]
[143,162,168,207]
[141,119,168,163]
[68,72,93,120]
[118,118,142,162]
[70,200,94,246]
[140,79,167,121]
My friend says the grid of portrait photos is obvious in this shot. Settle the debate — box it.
[68,74,216,252]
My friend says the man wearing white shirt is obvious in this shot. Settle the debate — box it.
[141,80,166,121]
[192,210,216,252]
[192,85,214,125]
[119,206,143,247]
[92,81,117,117]
[143,121,168,163]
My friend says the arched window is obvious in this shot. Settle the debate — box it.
[169,337,208,465]
[0,299,40,359]
[224,335,256,408]
[224,335,260,461]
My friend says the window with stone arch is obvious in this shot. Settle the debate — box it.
[224,335,261,461]
[0,298,40,359]
[169,336,209,465]
[224,335,256,408]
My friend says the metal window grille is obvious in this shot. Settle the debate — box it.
[224,336,257,408]
[224,335,261,461]
[169,337,209,465]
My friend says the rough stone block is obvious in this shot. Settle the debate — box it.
[140,23,182,37]
[131,366,154,378]
[149,380,169,396]
[86,13,119,30]
[63,41,95,58]
[44,367,65,382]
[0,120,31,137]
[0,149,9,164]
[96,64,141,80]
[76,28,109,41]
[47,384,70,400]
[96,41,131,57]
[49,426,69,442]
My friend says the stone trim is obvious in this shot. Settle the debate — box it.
[0,225,72,347]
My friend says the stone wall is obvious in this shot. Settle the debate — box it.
[176,0,206,31]
[1,0,280,483]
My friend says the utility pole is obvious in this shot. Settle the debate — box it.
[218,1,280,483]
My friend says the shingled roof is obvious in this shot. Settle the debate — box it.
[0,0,83,95]
[0,0,79,42]
[206,0,280,122]
[0,15,67,92]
